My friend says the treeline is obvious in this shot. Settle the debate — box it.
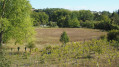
[31,8,119,30]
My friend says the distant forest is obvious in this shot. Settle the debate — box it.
[31,8,119,30]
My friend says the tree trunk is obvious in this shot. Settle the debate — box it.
[0,0,6,47]
[0,32,2,47]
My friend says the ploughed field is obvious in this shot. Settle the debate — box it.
[35,28,107,45]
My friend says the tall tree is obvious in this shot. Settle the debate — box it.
[0,0,34,46]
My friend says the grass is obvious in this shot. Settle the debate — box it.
[6,28,107,51]
[35,28,107,47]
[2,28,108,67]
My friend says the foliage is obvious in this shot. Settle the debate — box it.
[22,52,30,59]
[26,41,35,52]
[68,18,80,28]
[0,0,35,45]
[107,30,119,42]
[78,10,94,21]
[40,39,119,66]
[32,8,119,31]
[31,12,49,26]
[80,20,95,28]
[94,21,112,30]
[48,21,57,27]
[0,49,11,67]
[111,12,119,25]
[60,31,69,44]
[110,24,119,30]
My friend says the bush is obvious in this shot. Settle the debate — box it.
[26,42,35,52]
[80,20,94,28]
[0,50,11,67]
[60,31,69,45]
[100,35,107,40]
[107,30,119,41]
[110,24,119,30]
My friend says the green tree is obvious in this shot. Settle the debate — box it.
[80,20,94,28]
[100,15,111,22]
[111,12,119,25]
[101,11,111,17]
[26,42,35,52]
[31,12,49,26]
[69,18,80,28]
[78,10,94,22]
[52,9,71,27]
[60,31,69,45]
[0,0,34,46]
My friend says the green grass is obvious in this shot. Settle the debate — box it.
[2,28,109,67]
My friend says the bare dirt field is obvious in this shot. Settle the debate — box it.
[35,28,107,46]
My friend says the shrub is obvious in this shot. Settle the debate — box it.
[0,50,11,67]
[110,24,119,30]
[107,30,119,41]
[100,35,107,40]
[26,42,35,53]
[60,31,69,45]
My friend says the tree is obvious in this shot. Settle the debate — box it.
[60,31,69,45]
[26,42,35,52]
[0,0,34,46]
[52,9,71,27]
[78,10,94,22]
[31,12,49,26]
[80,20,94,28]
[100,15,111,22]
[111,12,119,25]
[68,18,80,28]
[68,12,80,28]
[101,11,111,17]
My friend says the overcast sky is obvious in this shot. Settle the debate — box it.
[29,0,119,12]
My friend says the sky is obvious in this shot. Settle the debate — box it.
[29,0,119,12]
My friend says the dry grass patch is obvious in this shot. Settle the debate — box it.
[35,28,107,46]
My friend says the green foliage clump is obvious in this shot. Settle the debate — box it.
[41,45,52,56]
[94,21,112,30]
[31,12,49,26]
[48,21,57,27]
[80,20,94,28]
[40,39,119,66]
[22,52,30,59]
[78,10,94,21]
[110,24,119,30]
[26,42,35,52]
[68,18,80,28]
[107,30,119,42]
[60,31,69,44]
[0,49,11,67]
[0,0,35,45]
